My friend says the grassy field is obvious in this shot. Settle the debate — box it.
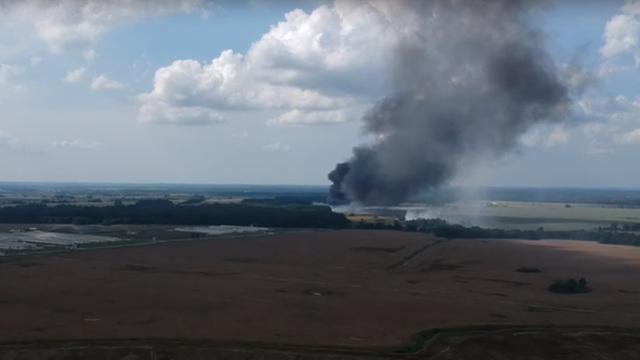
[479,201,640,227]
[1,230,639,350]
[398,200,640,231]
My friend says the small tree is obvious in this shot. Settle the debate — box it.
[549,278,590,294]
[578,277,587,289]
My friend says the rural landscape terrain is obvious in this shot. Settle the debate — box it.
[2,0,640,358]
[1,183,640,359]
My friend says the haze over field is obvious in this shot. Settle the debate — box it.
[0,0,639,191]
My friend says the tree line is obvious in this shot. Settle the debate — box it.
[0,202,350,229]
[355,218,640,247]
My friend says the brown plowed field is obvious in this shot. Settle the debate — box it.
[0,230,639,349]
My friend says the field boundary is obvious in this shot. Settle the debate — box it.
[2,324,639,358]
[386,239,445,270]
[0,228,327,260]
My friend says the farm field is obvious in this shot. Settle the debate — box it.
[474,201,640,229]
[0,229,639,357]
[0,194,247,208]
[380,201,640,230]
[0,225,283,255]
[0,231,121,249]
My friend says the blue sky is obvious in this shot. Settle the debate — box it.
[0,0,639,187]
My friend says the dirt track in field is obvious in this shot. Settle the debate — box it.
[1,230,639,348]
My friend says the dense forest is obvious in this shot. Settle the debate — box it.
[0,202,350,229]
[6,183,640,207]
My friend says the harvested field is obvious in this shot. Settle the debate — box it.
[417,326,640,360]
[2,327,639,360]
[0,230,639,351]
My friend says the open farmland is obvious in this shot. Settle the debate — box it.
[0,225,282,256]
[377,201,640,231]
[0,228,124,253]
[474,201,640,230]
[0,230,639,358]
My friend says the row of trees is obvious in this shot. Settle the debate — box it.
[240,196,316,206]
[548,278,590,294]
[353,218,640,247]
[4,199,640,247]
[426,223,640,246]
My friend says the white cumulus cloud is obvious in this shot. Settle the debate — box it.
[601,13,638,59]
[617,128,640,144]
[83,48,97,61]
[263,142,291,151]
[600,0,640,58]
[29,56,42,65]
[91,74,123,89]
[0,63,21,84]
[137,2,401,125]
[520,129,541,148]
[268,109,348,126]
[63,67,85,83]
[600,1,640,73]
[577,95,640,153]
[52,139,102,148]
[138,101,223,125]
[544,126,570,147]
[0,130,20,149]
[0,63,24,96]
[1,0,207,52]
[520,126,570,148]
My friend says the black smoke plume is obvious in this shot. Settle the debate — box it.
[328,0,571,206]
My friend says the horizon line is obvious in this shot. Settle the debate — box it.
[1,181,640,191]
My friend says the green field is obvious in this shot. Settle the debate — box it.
[437,201,640,231]
[346,200,640,232]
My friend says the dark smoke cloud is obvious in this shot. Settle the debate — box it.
[328,0,571,206]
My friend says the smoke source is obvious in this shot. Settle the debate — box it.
[328,0,571,206]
